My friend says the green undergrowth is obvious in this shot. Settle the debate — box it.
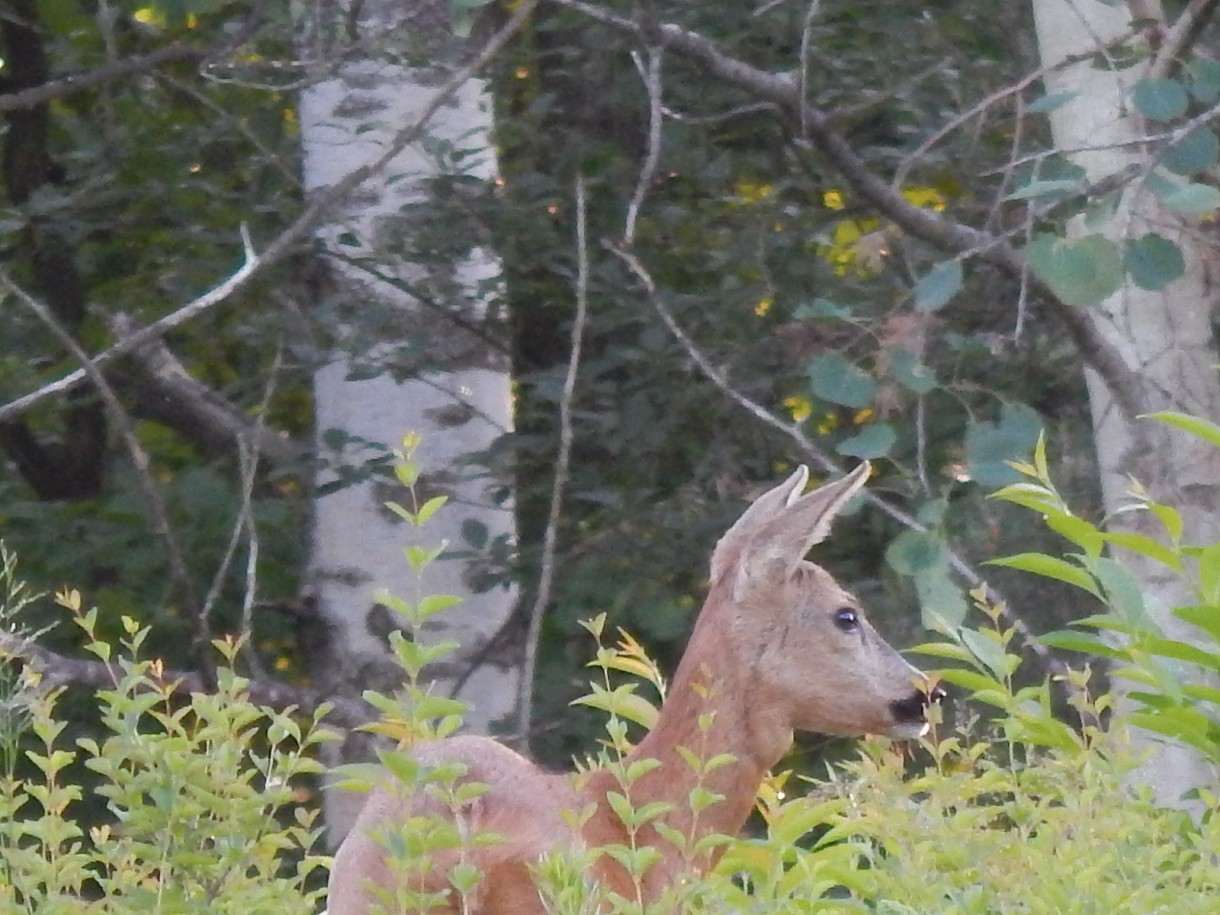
[0,564,331,914]
[7,422,1220,912]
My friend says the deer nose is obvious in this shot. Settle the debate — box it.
[889,683,948,726]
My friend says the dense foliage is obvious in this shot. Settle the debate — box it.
[1,0,1120,739]
[6,0,1220,888]
[8,430,1220,911]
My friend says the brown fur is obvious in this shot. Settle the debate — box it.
[327,462,939,914]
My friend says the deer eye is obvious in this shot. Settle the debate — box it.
[832,607,860,633]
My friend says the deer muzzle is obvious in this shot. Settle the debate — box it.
[888,682,948,737]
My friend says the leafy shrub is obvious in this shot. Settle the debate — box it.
[0,575,331,915]
[9,423,1220,913]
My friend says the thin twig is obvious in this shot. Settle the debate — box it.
[797,0,821,140]
[197,346,281,681]
[0,0,541,424]
[625,45,665,245]
[517,174,591,742]
[891,31,1137,190]
[661,101,779,125]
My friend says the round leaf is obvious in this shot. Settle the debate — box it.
[1026,232,1123,307]
[913,259,963,312]
[965,403,1043,487]
[1124,233,1185,291]
[836,423,896,459]
[808,353,876,409]
[1159,182,1220,215]
[1132,78,1189,121]
[1162,128,1219,176]
[1188,58,1220,104]
[915,566,969,631]
[885,530,945,576]
[889,348,937,394]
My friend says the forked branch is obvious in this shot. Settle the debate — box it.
[553,0,1146,421]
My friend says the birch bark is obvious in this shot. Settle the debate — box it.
[1031,0,1220,806]
[297,0,519,843]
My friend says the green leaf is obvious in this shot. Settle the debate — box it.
[960,628,1012,680]
[1188,57,1220,104]
[909,640,975,663]
[1144,410,1220,450]
[1132,78,1189,121]
[1175,605,1220,643]
[795,297,853,319]
[885,530,944,575]
[1091,557,1150,627]
[1142,635,1220,673]
[1162,128,1220,175]
[1123,233,1185,290]
[606,791,634,827]
[448,862,482,894]
[913,260,962,312]
[889,347,937,394]
[1045,512,1105,555]
[418,593,463,619]
[1026,90,1078,114]
[1004,179,1083,201]
[965,403,1043,487]
[1038,629,1126,659]
[1027,232,1123,307]
[415,495,448,525]
[914,565,969,631]
[1105,532,1182,571]
[985,553,1099,594]
[936,668,1005,696]
[808,353,876,408]
[836,423,896,459]
[1159,182,1220,215]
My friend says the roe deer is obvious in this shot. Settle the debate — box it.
[327,461,943,914]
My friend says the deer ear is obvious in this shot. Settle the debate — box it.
[744,461,871,578]
[710,466,810,582]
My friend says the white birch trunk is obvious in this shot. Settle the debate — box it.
[1031,0,1220,807]
[297,7,519,845]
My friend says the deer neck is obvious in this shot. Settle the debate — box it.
[584,590,794,885]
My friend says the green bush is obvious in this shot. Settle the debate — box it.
[0,575,331,915]
[8,424,1220,912]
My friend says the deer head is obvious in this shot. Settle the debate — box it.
[708,462,941,739]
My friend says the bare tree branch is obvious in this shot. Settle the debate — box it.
[516,174,591,744]
[894,33,1138,190]
[0,42,208,112]
[1,628,372,730]
[624,44,664,245]
[107,313,306,467]
[0,269,212,686]
[554,0,1148,421]
[0,5,266,112]
[0,0,541,425]
[1150,0,1220,80]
